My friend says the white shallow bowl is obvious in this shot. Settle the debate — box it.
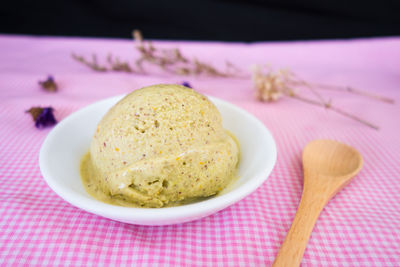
[40,94,277,225]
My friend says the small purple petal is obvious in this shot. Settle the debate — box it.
[27,107,57,128]
[36,107,57,128]
[181,81,192,88]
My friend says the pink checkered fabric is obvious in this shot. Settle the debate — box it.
[1,35,400,266]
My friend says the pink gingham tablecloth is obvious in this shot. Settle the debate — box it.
[0,35,400,266]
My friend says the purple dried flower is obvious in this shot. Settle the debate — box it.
[26,107,57,128]
[39,75,58,92]
[181,81,192,88]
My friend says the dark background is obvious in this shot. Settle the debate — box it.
[1,0,400,42]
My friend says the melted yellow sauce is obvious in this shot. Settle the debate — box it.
[80,150,239,208]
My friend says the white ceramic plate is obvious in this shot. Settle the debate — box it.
[39,94,277,225]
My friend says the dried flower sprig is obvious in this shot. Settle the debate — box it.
[133,30,239,77]
[252,65,394,130]
[26,107,57,128]
[71,30,241,77]
[39,75,58,92]
[70,29,393,130]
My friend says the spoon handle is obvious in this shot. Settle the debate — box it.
[272,187,328,267]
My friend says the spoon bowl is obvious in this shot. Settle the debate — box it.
[303,139,363,177]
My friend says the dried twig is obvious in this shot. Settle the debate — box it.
[291,94,379,130]
[106,54,134,72]
[71,53,108,72]
[310,83,395,104]
[289,73,329,106]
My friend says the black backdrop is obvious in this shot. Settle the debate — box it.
[1,0,399,41]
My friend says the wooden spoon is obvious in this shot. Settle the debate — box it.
[272,139,363,267]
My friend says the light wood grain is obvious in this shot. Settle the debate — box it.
[272,139,363,267]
